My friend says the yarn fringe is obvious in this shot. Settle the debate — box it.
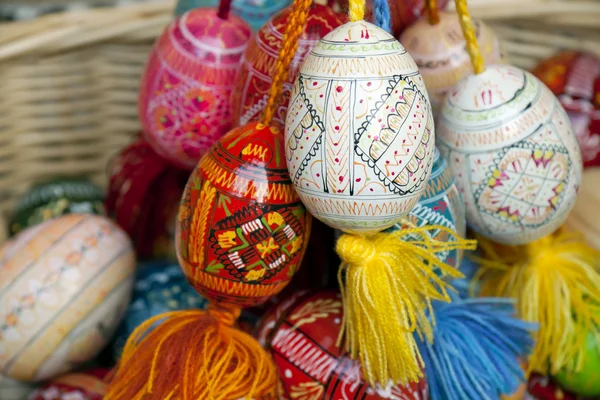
[475,229,600,375]
[105,308,278,400]
[335,225,477,386]
[418,296,535,400]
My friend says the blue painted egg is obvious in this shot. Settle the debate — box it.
[111,262,209,360]
[386,148,466,270]
[175,0,292,31]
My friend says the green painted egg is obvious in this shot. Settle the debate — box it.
[554,331,600,397]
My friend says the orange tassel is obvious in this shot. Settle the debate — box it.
[105,305,278,400]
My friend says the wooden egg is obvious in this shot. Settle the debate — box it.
[106,138,189,261]
[527,373,579,400]
[565,168,600,250]
[257,291,428,399]
[9,178,105,237]
[176,122,311,308]
[28,368,110,400]
[139,9,252,169]
[175,0,292,31]
[0,215,135,382]
[0,374,35,400]
[285,21,435,234]
[437,64,583,245]
[111,261,209,360]
[232,4,344,130]
[533,51,600,168]
[400,10,503,114]
[386,148,466,269]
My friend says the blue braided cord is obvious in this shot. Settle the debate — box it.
[374,0,391,33]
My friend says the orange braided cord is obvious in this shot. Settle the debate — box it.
[455,0,484,74]
[261,0,314,127]
[425,0,440,25]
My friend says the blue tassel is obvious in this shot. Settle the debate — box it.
[417,295,536,400]
[452,257,482,299]
[374,0,391,33]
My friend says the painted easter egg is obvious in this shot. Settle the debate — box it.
[437,64,583,245]
[386,148,466,269]
[527,373,580,400]
[9,178,105,236]
[565,168,600,251]
[176,122,311,308]
[111,261,209,360]
[139,9,252,169]
[257,291,428,399]
[232,4,345,129]
[554,332,600,397]
[0,214,135,382]
[0,375,35,400]
[533,51,600,168]
[28,368,110,400]
[285,21,435,234]
[175,0,292,31]
[400,10,503,114]
[106,138,189,260]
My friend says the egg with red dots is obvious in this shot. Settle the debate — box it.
[284,21,435,234]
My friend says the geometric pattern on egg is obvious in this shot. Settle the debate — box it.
[285,21,435,234]
[437,64,583,245]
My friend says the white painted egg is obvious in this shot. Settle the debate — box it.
[285,20,435,234]
[437,64,583,245]
[0,214,135,382]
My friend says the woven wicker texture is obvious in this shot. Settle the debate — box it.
[0,0,598,220]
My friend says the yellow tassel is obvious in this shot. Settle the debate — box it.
[336,225,477,386]
[475,229,600,375]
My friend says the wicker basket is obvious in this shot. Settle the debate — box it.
[0,0,598,221]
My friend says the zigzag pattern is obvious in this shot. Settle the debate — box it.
[196,271,286,298]
[301,196,415,216]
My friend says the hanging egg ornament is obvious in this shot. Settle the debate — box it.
[111,262,209,361]
[386,148,465,269]
[175,0,292,31]
[257,291,428,399]
[232,4,345,129]
[106,138,189,260]
[9,178,105,236]
[139,9,252,169]
[527,374,580,400]
[400,10,503,114]
[28,369,110,400]
[285,20,435,234]
[176,122,312,308]
[533,51,600,168]
[0,375,35,400]
[437,64,583,245]
[389,0,449,35]
[553,331,600,397]
[0,215,135,382]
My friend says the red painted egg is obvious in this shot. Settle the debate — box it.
[176,122,312,308]
[139,9,252,169]
[29,368,109,400]
[231,4,344,130]
[106,138,189,261]
[257,291,428,399]
[532,51,600,168]
[527,373,580,400]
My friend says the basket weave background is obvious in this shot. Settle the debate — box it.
[0,0,599,220]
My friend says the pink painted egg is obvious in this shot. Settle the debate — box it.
[400,10,503,114]
[0,214,135,382]
[139,9,252,169]
[257,291,428,399]
[285,21,435,234]
[437,64,583,245]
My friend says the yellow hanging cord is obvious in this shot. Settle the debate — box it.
[348,0,366,21]
[425,0,440,25]
[473,229,600,375]
[336,224,477,385]
[454,0,484,74]
[261,0,313,127]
